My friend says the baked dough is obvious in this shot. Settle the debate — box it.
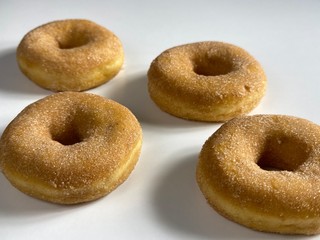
[197,115,320,235]
[17,19,124,91]
[0,92,142,204]
[148,41,266,122]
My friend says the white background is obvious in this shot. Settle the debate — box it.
[1,0,320,239]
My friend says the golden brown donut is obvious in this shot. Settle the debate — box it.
[17,19,124,92]
[197,115,320,235]
[0,92,142,204]
[148,41,266,122]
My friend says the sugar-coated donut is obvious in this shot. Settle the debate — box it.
[148,41,266,122]
[0,92,142,204]
[197,115,320,235]
[17,19,124,92]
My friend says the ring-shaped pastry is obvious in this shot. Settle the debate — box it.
[148,41,266,122]
[17,19,124,91]
[0,92,142,204]
[197,115,320,235]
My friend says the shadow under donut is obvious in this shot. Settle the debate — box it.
[0,48,49,95]
[151,151,291,240]
[0,173,79,220]
[105,73,217,129]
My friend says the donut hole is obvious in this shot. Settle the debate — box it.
[193,56,233,76]
[57,32,90,49]
[257,136,310,171]
[50,123,83,146]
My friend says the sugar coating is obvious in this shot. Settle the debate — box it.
[16,19,124,91]
[0,92,142,204]
[147,41,267,122]
[197,114,320,235]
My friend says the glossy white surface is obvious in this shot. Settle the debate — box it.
[1,0,320,239]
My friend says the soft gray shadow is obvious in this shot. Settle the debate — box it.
[0,173,85,222]
[0,48,49,94]
[151,152,306,240]
[0,126,4,138]
[105,73,217,129]
[0,174,71,218]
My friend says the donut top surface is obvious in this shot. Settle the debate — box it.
[199,115,320,217]
[148,41,266,105]
[0,92,142,190]
[16,19,123,79]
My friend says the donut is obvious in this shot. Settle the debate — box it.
[0,92,142,204]
[196,115,320,235]
[16,19,124,92]
[147,41,266,122]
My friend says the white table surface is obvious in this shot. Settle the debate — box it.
[1,0,320,239]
